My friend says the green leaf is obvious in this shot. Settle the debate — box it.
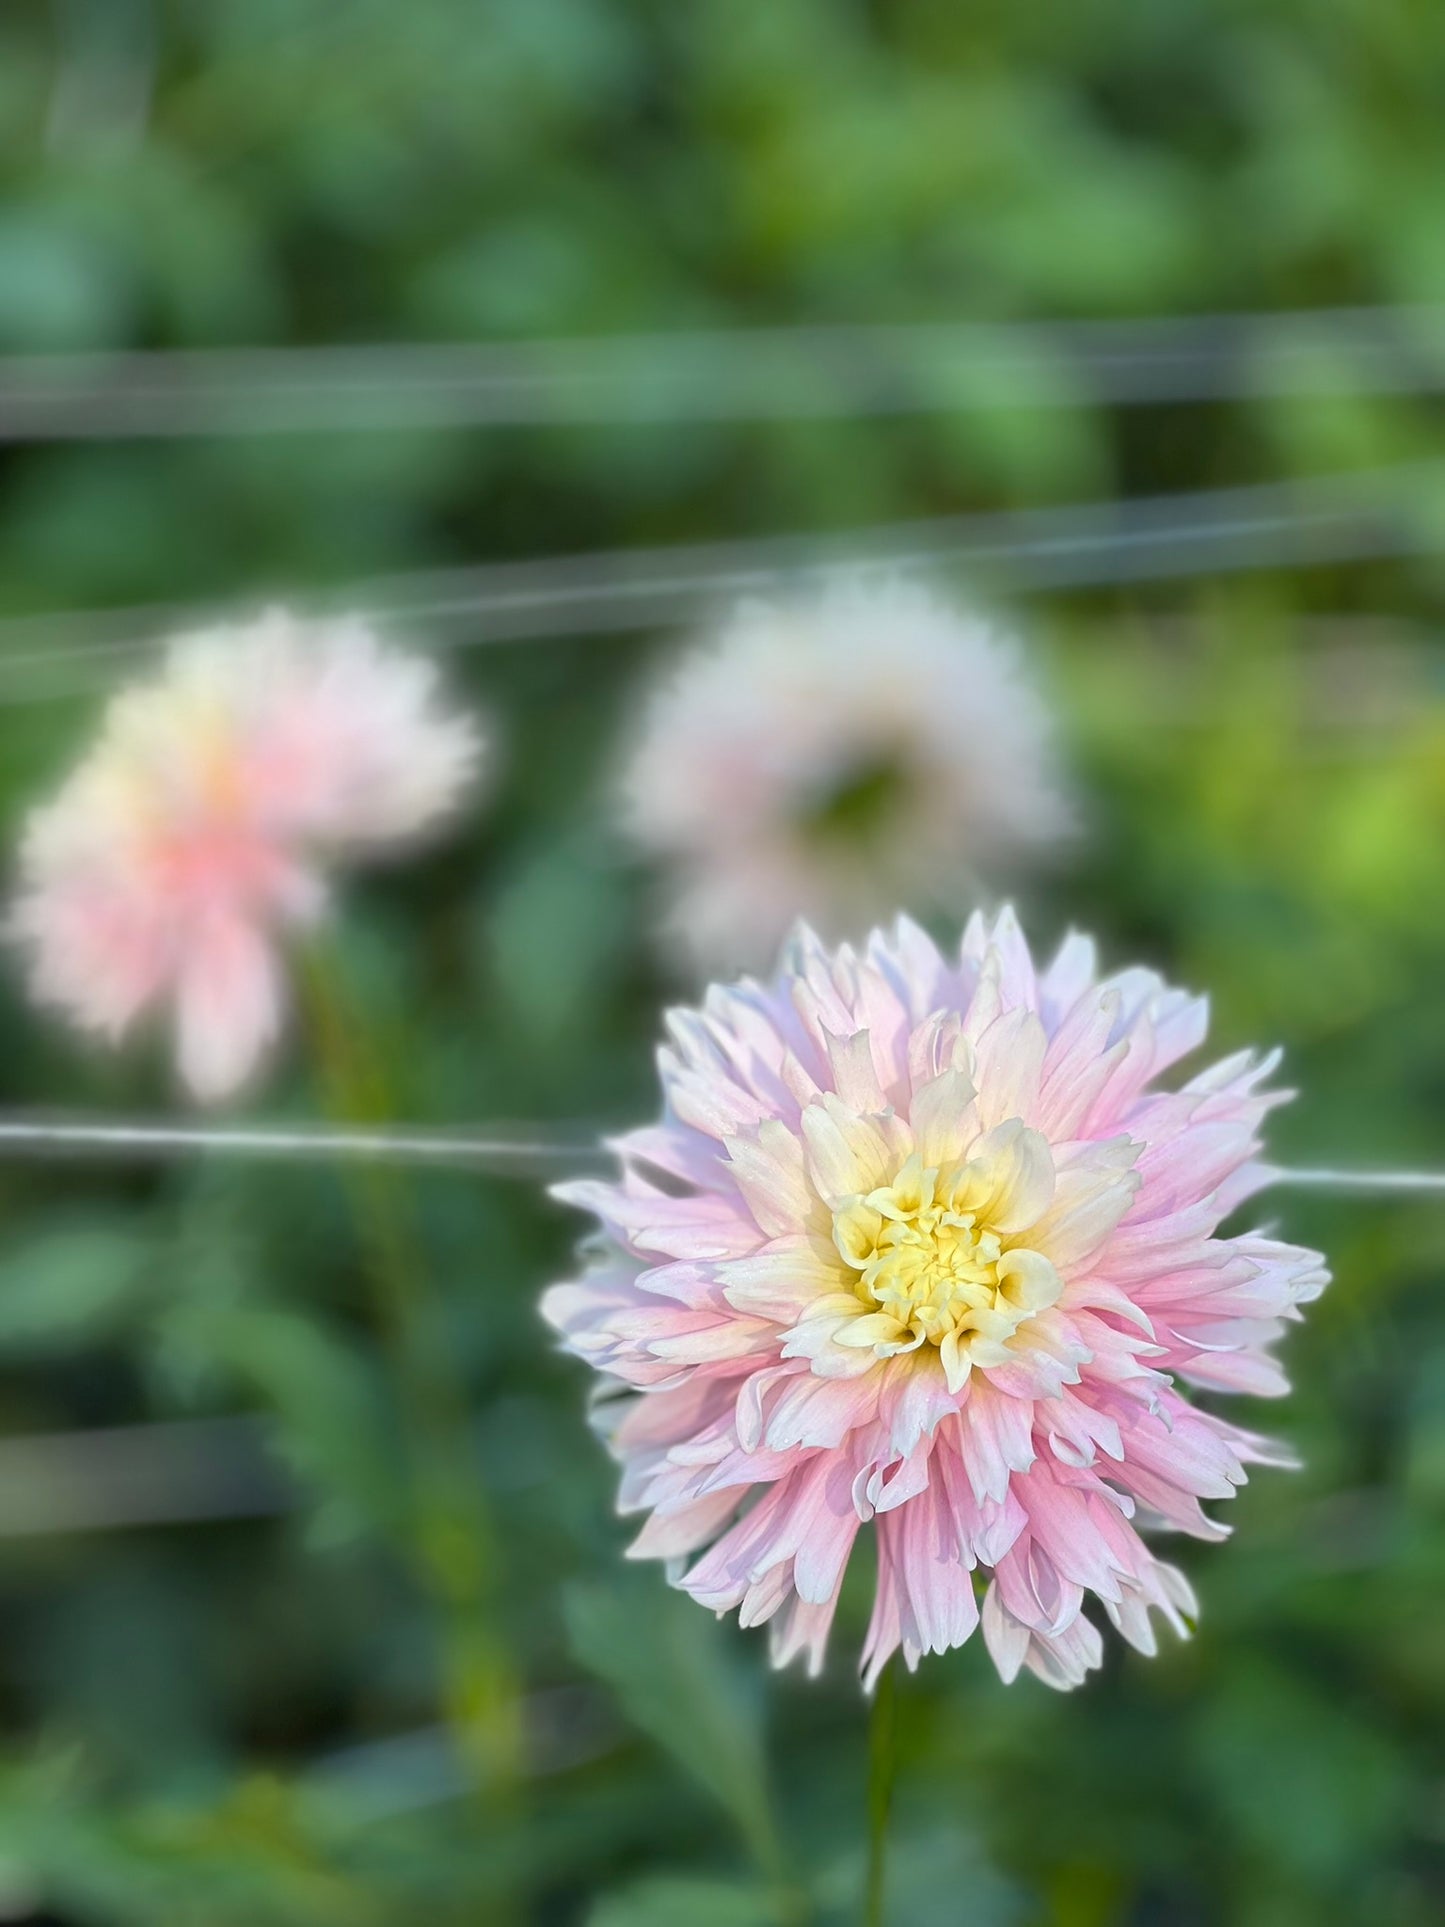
[591,1876,773,1927]
[487,829,631,1039]
[565,1573,778,1872]
[814,1821,1023,1927]
[0,1220,159,1356]
[882,1825,1025,1927]
[1194,1661,1409,1883]
[159,1301,407,1546]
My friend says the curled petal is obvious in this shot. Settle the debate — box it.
[545,907,1327,1693]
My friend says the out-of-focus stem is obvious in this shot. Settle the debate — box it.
[862,1658,898,1927]
[299,943,523,1814]
[755,1817,812,1927]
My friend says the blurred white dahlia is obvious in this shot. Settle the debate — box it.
[544,910,1328,1691]
[11,610,481,1100]
[620,581,1071,970]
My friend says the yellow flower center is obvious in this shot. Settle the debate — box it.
[829,1148,1063,1391]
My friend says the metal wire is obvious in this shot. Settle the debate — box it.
[0,1124,1422,1543]
[4,306,1445,440]
[0,1113,1438,1192]
[1271,1166,1445,1194]
[0,464,1434,702]
[0,1116,604,1175]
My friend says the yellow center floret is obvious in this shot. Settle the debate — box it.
[829,1149,1063,1391]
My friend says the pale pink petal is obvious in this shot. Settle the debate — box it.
[545,908,1326,1692]
[12,611,478,1101]
[175,913,282,1101]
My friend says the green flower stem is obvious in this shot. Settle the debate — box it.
[762,1833,813,1927]
[299,943,522,1812]
[862,1657,898,1927]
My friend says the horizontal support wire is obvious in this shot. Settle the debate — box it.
[0,1131,1427,1545]
[0,1415,289,1536]
[0,1414,619,1767]
[0,1121,1426,1540]
[0,464,1437,703]
[5,306,1445,440]
[0,1113,1438,1190]
[1269,1166,1445,1193]
[0,1116,603,1175]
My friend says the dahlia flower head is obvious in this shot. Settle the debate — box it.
[620,581,1071,970]
[545,910,1327,1690]
[12,610,480,1101]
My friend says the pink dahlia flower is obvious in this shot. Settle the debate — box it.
[620,583,1071,970]
[544,911,1327,1689]
[12,610,480,1101]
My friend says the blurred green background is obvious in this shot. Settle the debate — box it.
[0,3,1443,1923]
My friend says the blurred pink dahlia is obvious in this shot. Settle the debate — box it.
[12,610,480,1101]
[620,582,1071,970]
[545,911,1327,1689]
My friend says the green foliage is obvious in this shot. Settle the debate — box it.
[566,1573,779,1872]
[590,1876,774,1927]
[0,1219,160,1358]
[0,3,1443,1923]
